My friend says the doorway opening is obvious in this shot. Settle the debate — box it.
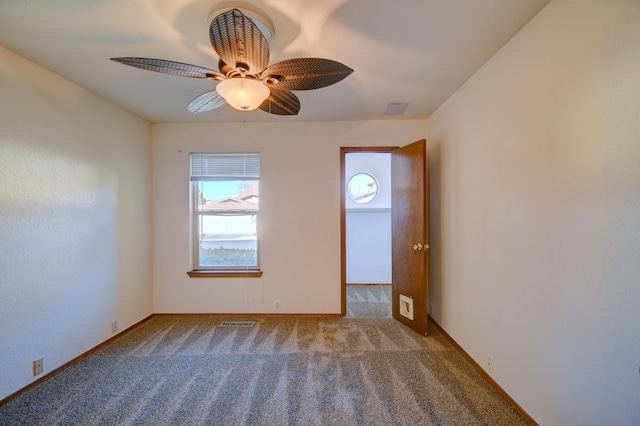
[341,140,429,334]
[340,147,397,317]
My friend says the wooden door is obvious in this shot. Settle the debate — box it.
[391,139,429,335]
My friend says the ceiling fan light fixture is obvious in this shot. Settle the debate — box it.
[216,78,270,111]
[112,8,352,116]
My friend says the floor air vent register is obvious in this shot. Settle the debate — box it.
[219,321,255,327]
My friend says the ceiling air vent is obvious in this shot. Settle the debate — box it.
[384,102,409,116]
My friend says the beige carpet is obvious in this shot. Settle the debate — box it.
[0,315,528,425]
[346,285,392,318]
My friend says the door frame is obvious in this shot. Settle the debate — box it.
[340,146,398,316]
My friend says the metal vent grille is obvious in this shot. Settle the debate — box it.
[384,103,409,116]
[220,321,255,327]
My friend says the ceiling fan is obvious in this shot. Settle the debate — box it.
[111,8,353,115]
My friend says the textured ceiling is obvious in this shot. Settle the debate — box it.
[0,0,550,123]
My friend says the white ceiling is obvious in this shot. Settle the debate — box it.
[0,0,550,123]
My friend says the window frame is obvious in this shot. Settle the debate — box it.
[188,152,263,278]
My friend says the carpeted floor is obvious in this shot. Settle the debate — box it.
[0,315,527,425]
[346,285,392,318]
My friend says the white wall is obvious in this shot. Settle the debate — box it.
[345,211,391,283]
[345,152,392,283]
[426,0,640,424]
[0,46,153,400]
[152,121,426,313]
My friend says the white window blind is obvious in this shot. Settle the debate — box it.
[190,152,260,181]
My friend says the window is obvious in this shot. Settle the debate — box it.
[189,152,262,277]
[347,172,379,204]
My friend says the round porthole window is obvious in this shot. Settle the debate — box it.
[347,172,379,204]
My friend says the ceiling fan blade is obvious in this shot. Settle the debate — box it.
[209,9,270,74]
[188,90,226,114]
[259,88,300,115]
[261,58,354,91]
[111,57,223,80]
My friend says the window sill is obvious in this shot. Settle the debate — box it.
[187,270,263,278]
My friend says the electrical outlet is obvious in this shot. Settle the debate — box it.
[487,355,494,373]
[111,319,118,333]
[274,299,281,311]
[33,358,43,376]
[429,302,434,315]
